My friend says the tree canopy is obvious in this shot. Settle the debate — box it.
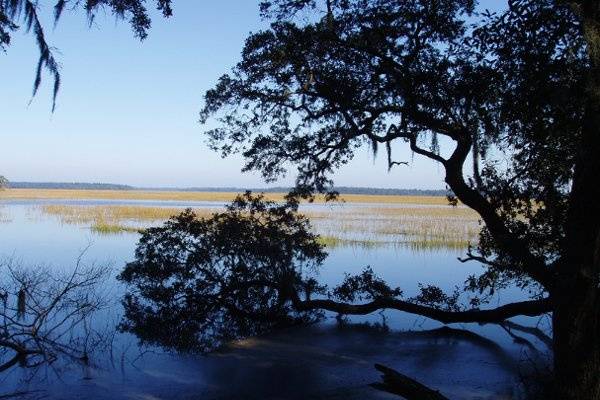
[119,193,326,352]
[201,0,586,303]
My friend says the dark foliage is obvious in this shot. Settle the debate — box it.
[333,267,402,303]
[118,192,327,352]
[200,0,589,301]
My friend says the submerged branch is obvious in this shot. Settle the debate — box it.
[501,320,553,348]
[371,363,449,400]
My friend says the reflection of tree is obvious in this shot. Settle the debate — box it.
[119,192,327,352]
[0,256,110,372]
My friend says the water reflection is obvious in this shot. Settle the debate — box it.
[0,201,549,399]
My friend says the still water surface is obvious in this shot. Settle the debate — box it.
[0,201,548,399]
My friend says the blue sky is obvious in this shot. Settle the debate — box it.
[0,1,500,189]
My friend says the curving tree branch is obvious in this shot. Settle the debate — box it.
[0,256,111,373]
[292,295,552,325]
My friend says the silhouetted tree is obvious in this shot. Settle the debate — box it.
[119,193,328,351]
[0,176,7,190]
[0,0,172,110]
[196,1,600,399]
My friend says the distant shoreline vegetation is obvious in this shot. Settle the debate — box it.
[7,182,446,197]
[8,182,134,190]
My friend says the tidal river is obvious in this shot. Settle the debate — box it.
[0,199,549,399]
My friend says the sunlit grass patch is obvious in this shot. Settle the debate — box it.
[406,237,473,251]
[41,205,220,235]
[91,222,144,235]
[317,235,472,252]
[317,236,384,249]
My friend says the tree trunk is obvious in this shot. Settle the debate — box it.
[553,286,600,400]
[553,4,600,398]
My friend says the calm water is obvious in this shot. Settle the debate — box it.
[0,201,549,399]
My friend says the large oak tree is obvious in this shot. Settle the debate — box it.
[197,1,600,399]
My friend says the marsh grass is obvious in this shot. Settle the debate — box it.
[38,202,481,250]
[91,222,143,235]
[317,236,385,249]
[305,205,480,249]
[4,189,450,205]
[42,205,219,224]
[42,205,219,235]
[317,235,470,251]
[0,206,10,223]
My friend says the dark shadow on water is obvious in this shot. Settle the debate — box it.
[0,316,547,399]
[171,320,534,400]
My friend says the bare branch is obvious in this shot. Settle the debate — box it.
[0,257,111,372]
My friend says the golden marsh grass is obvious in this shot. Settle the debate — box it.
[42,205,219,224]
[38,202,481,249]
[2,188,450,205]
[91,222,144,235]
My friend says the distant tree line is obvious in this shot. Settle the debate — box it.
[8,182,134,190]
[152,186,446,196]
[8,182,445,196]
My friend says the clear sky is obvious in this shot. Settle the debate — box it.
[0,2,499,189]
